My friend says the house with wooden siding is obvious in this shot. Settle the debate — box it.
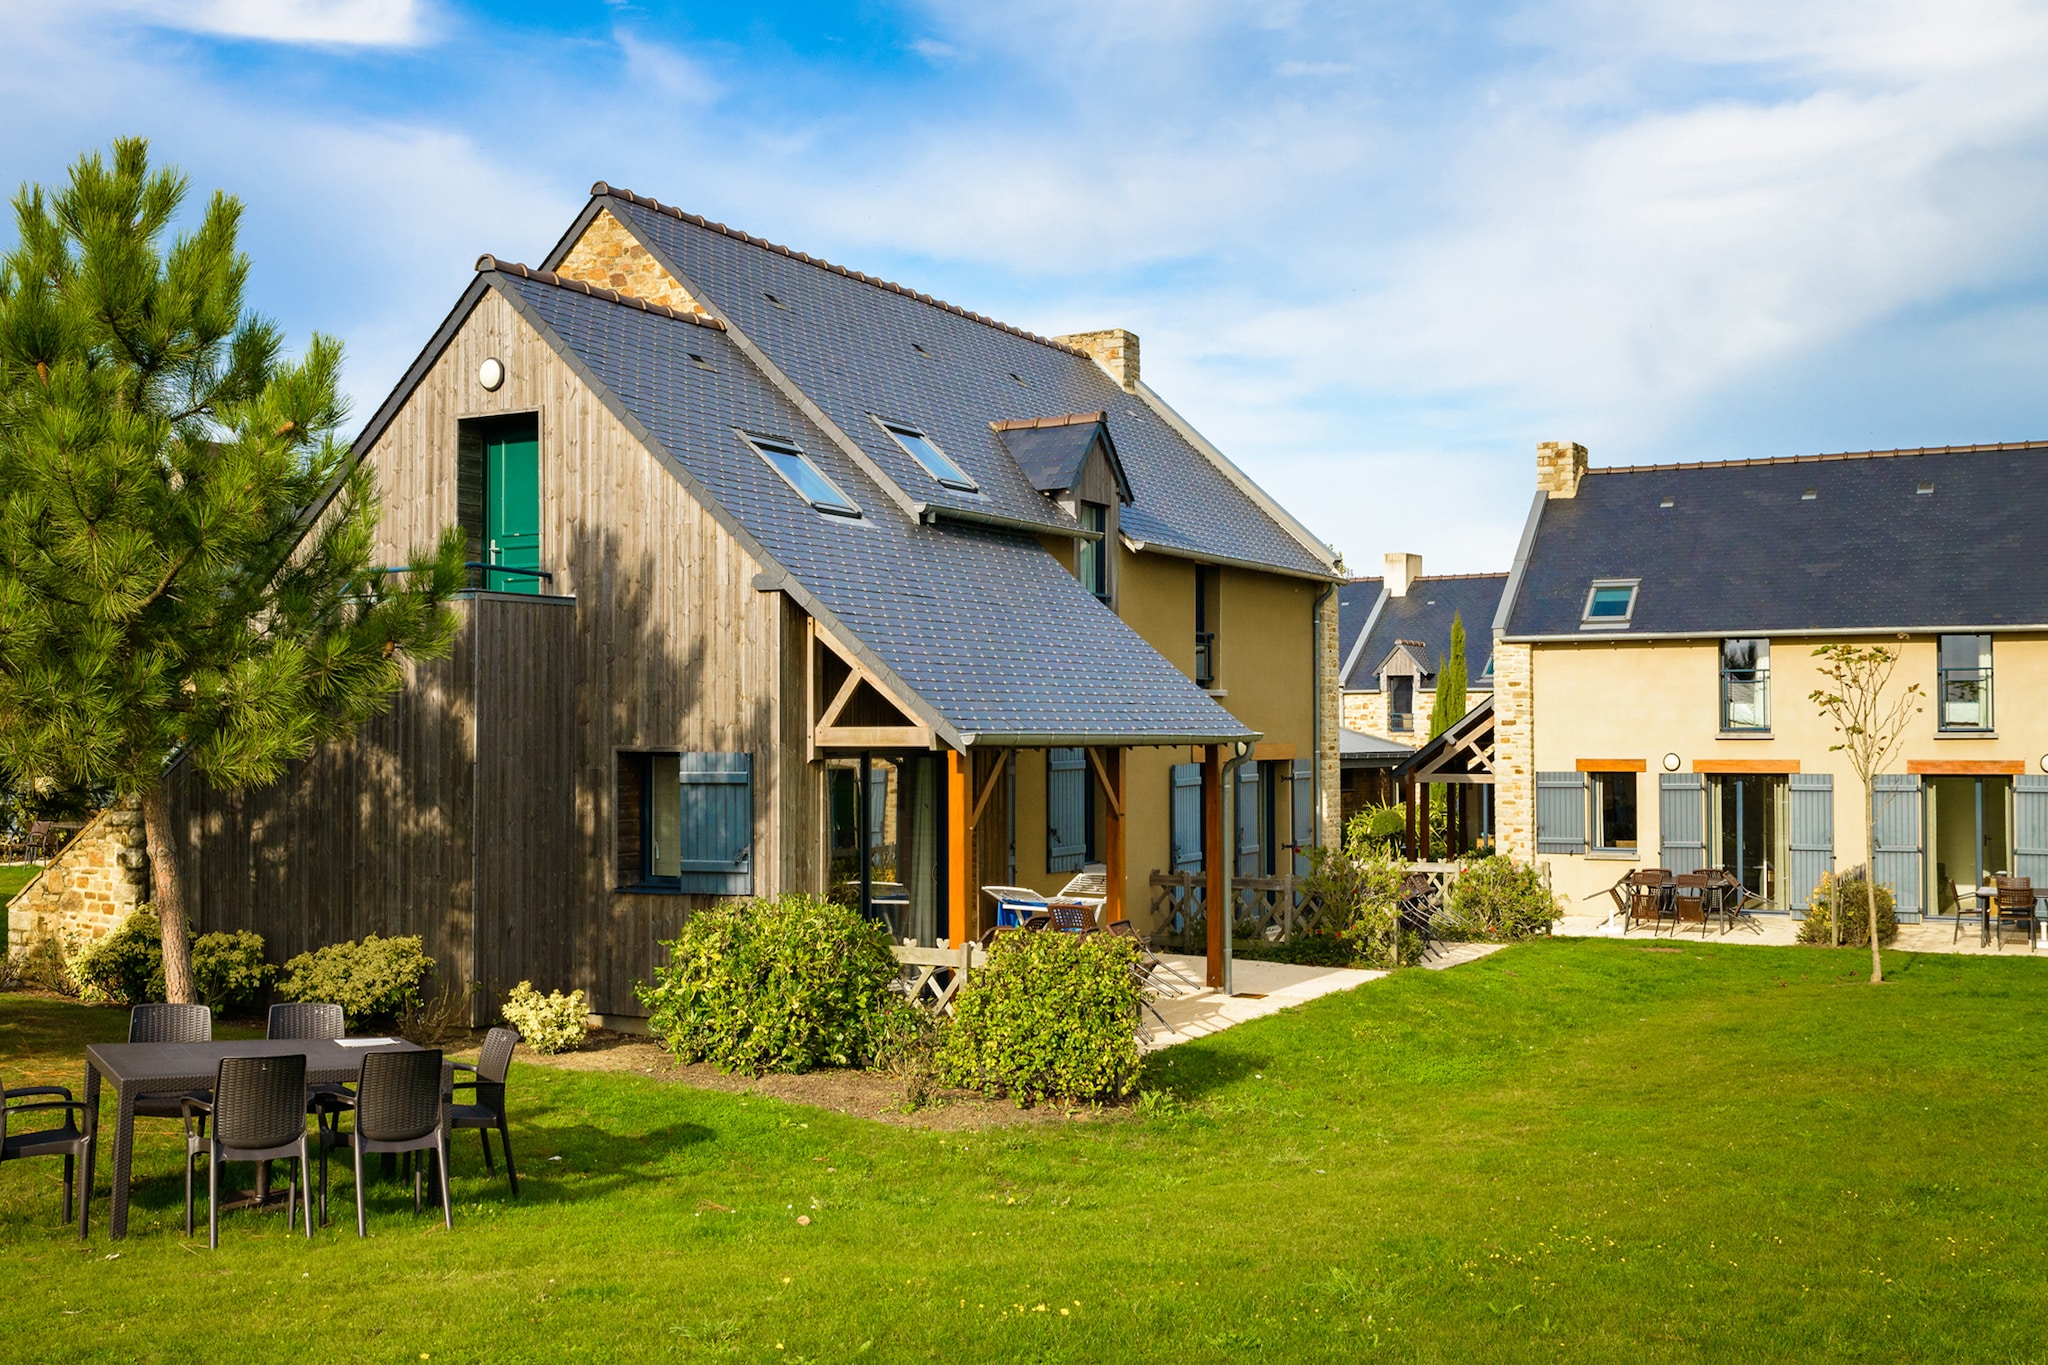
[167,183,1345,1023]
[1491,438,2048,925]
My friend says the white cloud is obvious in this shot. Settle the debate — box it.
[95,0,434,47]
[615,28,722,105]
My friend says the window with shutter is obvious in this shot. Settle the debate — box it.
[614,750,754,895]
[1236,763,1262,876]
[1787,773,1833,911]
[1659,773,1705,874]
[1292,757,1313,876]
[1535,771,1587,855]
[1170,763,1204,873]
[1047,748,1089,872]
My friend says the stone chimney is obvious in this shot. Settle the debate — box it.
[1384,552,1422,597]
[1056,328,1141,392]
[1537,441,1589,499]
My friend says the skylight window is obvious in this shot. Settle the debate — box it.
[742,434,860,518]
[1659,497,1674,509]
[878,420,977,492]
[1917,482,1934,495]
[1801,489,1817,500]
[1581,580,1639,628]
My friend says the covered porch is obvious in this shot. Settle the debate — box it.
[1391,698,1496,861]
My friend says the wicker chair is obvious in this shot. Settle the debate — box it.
[1623,870,1671,935]
[268,1002,353,1132]
[1993,877,2038,951]
[451,1028,519,1197]
[1,1072,93,1227]
[322,1048,452,1235]
[1672,874,1713,937]
[182,1054,315,1248]
[130,1003,214,1134]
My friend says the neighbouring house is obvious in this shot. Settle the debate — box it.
[158,183,1345,1022]
[1334,555,1505,826]
[1492,437,2048,922]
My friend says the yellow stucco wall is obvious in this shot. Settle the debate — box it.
[1519,634,2048,914]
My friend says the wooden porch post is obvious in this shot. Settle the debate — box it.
[1404,777,1416,861]
[1203,744,1224,988]
[1091,747,1126,926]
[947,749,971,947]
[1419,781,1432,862]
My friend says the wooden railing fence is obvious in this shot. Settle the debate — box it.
[890,942,987,1016]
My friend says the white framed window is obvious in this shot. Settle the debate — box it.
[741,433,860,517]
[1720,638,1771,732]
[1938,634,1993,731]
[1581,579,1639,628]
[877,419,977,492]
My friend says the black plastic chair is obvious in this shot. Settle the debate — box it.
[451,1028,519,1196]
[183,1054,314,1248]
[268,1002,353,1132]
[1,1072,93,1228]
[130,1003,214,1133]
[322,1048,452,1236]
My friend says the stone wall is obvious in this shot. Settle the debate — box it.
[554,208,708,316]
[1491,642,1535,860]
[7,797,150,954]
[1536,441,1588,498]
[1340,686,1495,749]
[1318,582,1343,847]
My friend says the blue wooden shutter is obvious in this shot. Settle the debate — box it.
[1292,757,1314,876]
[1047,748,1088,872]
[1659,773,1705,874]
[1536,771,1587,855]
[1871,773,1923,919]
[1170,763,1204,873]
[676,753,753,895]
[1787,773,1833,912]
[2013,777,2048,915]
[1236,763,1262,876]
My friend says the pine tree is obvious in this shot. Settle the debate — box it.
[0,139,466,1003]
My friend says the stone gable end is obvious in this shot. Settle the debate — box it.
[7,796,151,954]
[555,208,708,316]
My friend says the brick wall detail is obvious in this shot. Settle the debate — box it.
[1318,586,1342,847]
[7,797,150,954]
[1491,642,1535,861]
[1055,328,1141,392]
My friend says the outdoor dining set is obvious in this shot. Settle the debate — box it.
[0,1003,521,1246]
[1946,875,2045,950]
[1613,868,1768,937]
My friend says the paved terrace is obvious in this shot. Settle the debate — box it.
[1556,909,2047,954]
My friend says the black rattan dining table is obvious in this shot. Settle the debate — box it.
[80,1036,424,1239]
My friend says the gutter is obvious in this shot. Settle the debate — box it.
[958,726,1261,748]
[923,503,1099,539]
[1120,535,1344,584]
[1501,623,2048,645]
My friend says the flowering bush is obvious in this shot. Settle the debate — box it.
[1797,870,1898,947]
[501,980,589,1055]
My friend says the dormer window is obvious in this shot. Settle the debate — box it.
[742,433,860,518]
[878,421,977,492]
[1581,580,1638,628]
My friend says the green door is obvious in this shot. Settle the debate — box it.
[484,422,540,593]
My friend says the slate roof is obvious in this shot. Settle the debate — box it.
[1343,575,1505,690]
[544,190,1335,578]
[1340,727,1413,764]
[1501,443,2048,639]
[1336,578,1383,684]
[993,414,1131,502]
[485,268,1254,746]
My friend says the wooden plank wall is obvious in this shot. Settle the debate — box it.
[169,608,479,997]
[359,287,807,1017]
[470,593,578,1015]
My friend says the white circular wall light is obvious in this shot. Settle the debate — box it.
[1662,753,1681,772]
[2039,753,2048,773]
[478,357,506,392]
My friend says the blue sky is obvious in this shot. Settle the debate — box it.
[9,1,2048,572]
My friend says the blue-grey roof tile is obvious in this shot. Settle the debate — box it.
[1350,576,1504,691]
[494,272,1253,744]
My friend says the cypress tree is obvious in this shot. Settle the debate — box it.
[0,139,466,1002]
[1431,611,1469,739]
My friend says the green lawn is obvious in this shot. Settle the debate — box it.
[0,862,39,903]
[3,941,2045,1362]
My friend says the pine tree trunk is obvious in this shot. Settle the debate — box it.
[140,780,197,1004]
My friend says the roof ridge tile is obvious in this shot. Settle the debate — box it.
[989,411,1108,432]
[1591,440,2048,476]
[591,182,1086,358]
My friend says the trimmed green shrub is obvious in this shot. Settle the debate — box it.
[1346,803,1408,854]
[192,931,273,1014]
[1230,932,1357,967]
[1298,842,1410,967]
[938,930,1142,1106]
[1444,856,1560,941]
[275,933,433,1030]
[635,895,902,1075]
[1797,870,1899,947]
[501,980,589,1055]
[70,907,165,1005]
